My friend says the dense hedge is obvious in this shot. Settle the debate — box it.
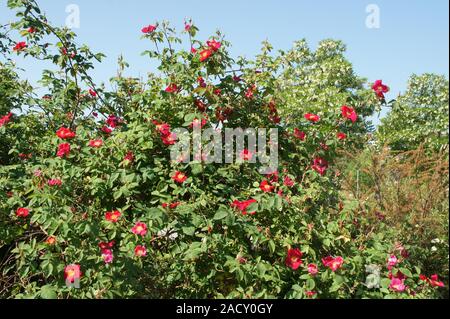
[0,0,447,299]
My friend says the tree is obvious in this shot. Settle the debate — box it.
[377,73,449,152]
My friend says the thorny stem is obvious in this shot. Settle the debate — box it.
[27,9,109,126]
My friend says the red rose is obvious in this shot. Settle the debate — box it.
[341,105,357,123]
[101,249,114,264]
[131,222,148,236]
[64,264,81,283]
[106,114,120,128]
[56,127,76,139]
[48,179,62,187]
[269,114,281,124]
[169,202,181,209]
[305,291,317,298]
[307,263,318,276]
[337,132,347,140]
[0,113,13,127]
[172,171,187,184]
[285,248,303,270]
[266,171,279,183]
[372,80,390,99]
[141,25,156,33]
[153,121,171,136]
[57,143,71,158]
[16,207,30,218]
[88,88,97,97]
[199,49,213,62]
[245,85,256,99]
[157,123,171,136]
[312,157,328,176]
[322,256,344,272]
[206,39,221,51]
[105,210,121,223]
[293,128,306,141]
[319,142,329,151]
[421,274,445,287]
[223,107,233,116]
[388,270,407,280]
[190,118,207,129]
[283,176,295,187]
[430,274,445,287]
[98,241,115,250]
[161,132,177,145]
[101,126,113,134]
[13,41,27,52]
[260,180,274,193]
[239,149,253,161]
[195,99,207,112]
[231,199,257,215]
[162,202,181,209]
[165,83,179,93]
[197,76,206,87]
[123,151,135,163]
[304,113,320,123]
[268,100,277,113]
[18,153,32,160]
[134,245,147,257]
[89,139,103,148]
[45,236,57,245]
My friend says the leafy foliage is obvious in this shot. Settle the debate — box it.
[377,73,449,152]
[0,0,447,299]
[338,145,449,298]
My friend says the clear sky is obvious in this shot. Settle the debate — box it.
[1,0,449,125]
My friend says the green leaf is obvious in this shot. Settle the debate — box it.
[40,285,57,299]
[213,208,228,220]
[334,274,345,285]
[257,263,266,277]
[191,163,203,175]
[268,240,275,254]
[184,113,197,123]
[246,201,258,213]
[291,284,302,292]
[182,226,195,236]
[183,248,203,260]
[399,268,413,278]
[306,278,315,290]
[380,278,391,289]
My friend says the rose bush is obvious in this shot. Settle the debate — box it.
[0,0,447,299]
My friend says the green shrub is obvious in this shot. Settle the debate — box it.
[0,0,447,299]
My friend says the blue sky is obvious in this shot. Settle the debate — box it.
[1,0,449,124]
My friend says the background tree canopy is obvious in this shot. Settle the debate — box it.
[377,73,449,152]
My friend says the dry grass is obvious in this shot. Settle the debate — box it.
[338,145,449,241]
